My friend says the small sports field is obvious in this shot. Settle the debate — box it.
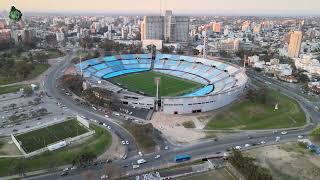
[110,71,203,97]
[15,119,89,153]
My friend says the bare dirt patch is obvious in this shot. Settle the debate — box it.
[245,142,320,180]
[151,112,205,143]
[0,137,21,156]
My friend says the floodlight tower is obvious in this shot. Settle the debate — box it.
[154,77,161,111]
[79,55,83,77]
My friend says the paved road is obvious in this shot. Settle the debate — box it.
[29,67,319,180]
[43,51,139,157]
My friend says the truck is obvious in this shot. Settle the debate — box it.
[137,159,146,164]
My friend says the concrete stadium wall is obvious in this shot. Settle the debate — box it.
[161,84,246,114]
[11,134,26,155]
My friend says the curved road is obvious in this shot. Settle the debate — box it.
[43,51,139,157]
[31,60,320,180]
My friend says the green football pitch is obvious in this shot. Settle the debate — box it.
[110,71,203,97]
[15,119,89,153]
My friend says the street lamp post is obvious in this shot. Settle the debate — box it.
[154,77,161,111]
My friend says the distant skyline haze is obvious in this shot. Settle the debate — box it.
[1,0,320,15]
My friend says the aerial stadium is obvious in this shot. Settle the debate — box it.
[75,53,248,114]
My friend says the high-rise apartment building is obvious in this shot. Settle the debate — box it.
[141,10,189,43]
[212,22,222,33]
[288,31,302,58]
[141,16,164,40]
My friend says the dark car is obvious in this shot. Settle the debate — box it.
[60,172,69,176]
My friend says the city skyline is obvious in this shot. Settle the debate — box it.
[1,0,320,15]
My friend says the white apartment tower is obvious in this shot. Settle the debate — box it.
[141,10,189,43]
[288,31,303,58]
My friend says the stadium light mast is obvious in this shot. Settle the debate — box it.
[155,77,161,111]
[79,55,83,77]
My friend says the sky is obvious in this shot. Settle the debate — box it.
[1,0,320,15]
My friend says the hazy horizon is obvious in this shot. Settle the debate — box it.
[1,0,320,15]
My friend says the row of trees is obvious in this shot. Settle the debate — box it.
[246,87,277,106]
[229,150,273,180]
[60,75,84,96]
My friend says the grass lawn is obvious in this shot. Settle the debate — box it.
[110,71,203,97]
[15,119,89,153]
[0,124,111,177]
[0,64,50,85]
[205,88,306,130]
[0,85,27,95]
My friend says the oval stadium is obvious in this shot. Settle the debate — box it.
[75,54,248,114]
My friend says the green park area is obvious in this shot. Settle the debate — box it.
[0,48,65,85]
[110,71,203,97]
[0,84,28,95]
[205,84,306,130]
[0,63,49,85]
[0,124,111,177]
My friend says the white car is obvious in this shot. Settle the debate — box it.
[70,166,77,170]
[275,136,280,142]
[281,131,287,135]
[100,174,108,179]
[154,155,161,159]
[244,144,250,148]
[260,141,266,144]
[121,141,126,145]
[102,123,107,127]
[122,154,127,159]
[107,126,111,130]
[138,151,143,156]
[125,141,129,145]
[62,167,69,172]
[298,135,304,139]
[235,146,242,150]
[104,114,109,118]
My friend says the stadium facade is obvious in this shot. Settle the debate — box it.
[75,54,248,114]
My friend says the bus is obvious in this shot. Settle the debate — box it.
[174,154,191,163]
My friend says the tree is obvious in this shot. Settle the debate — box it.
[72,147,97,167]
[176,48,184,55]
[23,86,33,97]
[10,159,26,176]
[229,149,272,180]
[161,46,175,54]
[193,49,200,55]
[147,44,156,53]
[61,75,84,95]
[9,103,17,110]
[298,73,309,83]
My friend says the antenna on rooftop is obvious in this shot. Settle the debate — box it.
[160,0,163,16]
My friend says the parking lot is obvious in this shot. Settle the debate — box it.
[0,90,75,136]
